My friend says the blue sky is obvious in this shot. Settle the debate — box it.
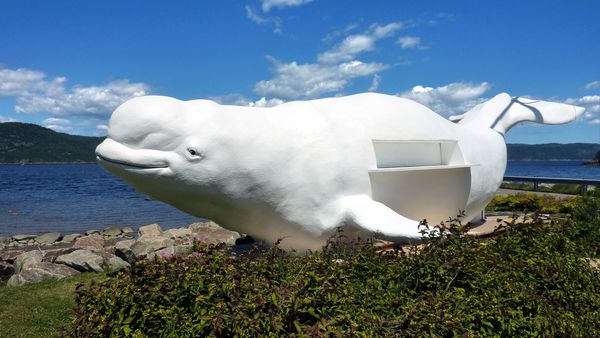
[0,0,599,144]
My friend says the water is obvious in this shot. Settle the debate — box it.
[0,161,598,237]
[505,160,600,180]
[0,164,201,236]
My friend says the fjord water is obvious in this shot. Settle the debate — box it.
[0,164,200,236]
[0,161,598,236]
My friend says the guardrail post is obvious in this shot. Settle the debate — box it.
[533,181,539,191]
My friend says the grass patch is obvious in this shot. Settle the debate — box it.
[0,272,107,338]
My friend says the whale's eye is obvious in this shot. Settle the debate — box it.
[186,147,203,160]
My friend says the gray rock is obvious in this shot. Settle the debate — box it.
[34,232,63,245]
[85,229,100,235]
[189,221,241,245]
[13,250,44,274]
[0,261,15,281]
[12,234,35,241]
[122,227,134,236]
[42,247,79,263]
[0,236,9,244]
[138,223,162,237]
[131,236,174,258]
[114,239,136,263]
[55,249,104,272]
[102,225,122,237]
[61,233,82,243]
[105,255,130,271]
[162,228,192,239]
[74,233,105,250]
[7,262,79,286]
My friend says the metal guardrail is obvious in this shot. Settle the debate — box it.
[503,176,600,194]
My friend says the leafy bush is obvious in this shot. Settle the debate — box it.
[569,190,600,255]
[487,193,579,214]
[64,210,600,337]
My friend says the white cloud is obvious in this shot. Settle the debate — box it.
[255,23,403,100]
[42,117,70,125]
[398,82,492,116]
[368,74,381,92]
[255,58,387,99]
[261,0,313,12]
[318,22,403,64]
[585,81,600,90]
[0,115,17,123]
[248,97,285,107]
[397,36,422,49]
[565,95,600,123]
[0,66,149,118]
[96,124,108,131]
[590,118,600,125]
[245,5,282,33]
[45,124,73,133]
[210,93,285,107]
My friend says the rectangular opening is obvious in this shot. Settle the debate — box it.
[372,140,462,168]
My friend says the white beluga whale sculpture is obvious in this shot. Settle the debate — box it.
[96,93,584,250]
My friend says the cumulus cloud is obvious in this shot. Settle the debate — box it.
[565,95,600,123]
[0,115,17,123]
[261,0,313,12]
[255,58,387,99]
[210,93,285,107]
[398,82,492,116]
[96,124,108,131]
[42,117,72,132]
[368,74,381,92]
[396,36,422,49]
[318,23,403,64]
[585,81,600,90]
[0,66,151,117]
[42,117,70,125]
[255,23,403,100]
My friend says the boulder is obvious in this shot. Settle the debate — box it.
[0,236,9,244]
[102,225,122,237]
[7,262,79,286]
[0,261,14,280]
[188,221,240,245]
[104,255,130,271]
[131,236,174,258]
[0,249,25,262]
[55,249,104,272]
[34,232,63,245]
[114,239,136,263]
[13,250,44,273]
[122,227,134,236]
[74,233,105,250]
[61,233,82,243]
[85,229,100,235]
[138,223,162,237]
[12,234,35,241]
[42,247,79,263]
[162,228,192,239]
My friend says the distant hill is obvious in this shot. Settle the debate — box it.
[0,122,104,163]
[506,143,599,161]
[0,122,598,163]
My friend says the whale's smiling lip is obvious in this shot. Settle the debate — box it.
[95,138,171,172]
[96,154,169,169]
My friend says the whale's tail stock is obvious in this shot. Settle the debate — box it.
[449,93,585,135]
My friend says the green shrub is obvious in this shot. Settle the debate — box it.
[64,212,600,337]
[487,193,579,214]
[569,190,600,256]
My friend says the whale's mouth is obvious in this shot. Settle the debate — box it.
[95,138,171,171]
[96,154,169,169]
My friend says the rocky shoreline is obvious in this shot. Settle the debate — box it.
[0,221,243,286]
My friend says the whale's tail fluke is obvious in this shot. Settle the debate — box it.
[449,93,585,135]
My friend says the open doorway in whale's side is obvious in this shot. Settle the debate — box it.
[368,140,475,226]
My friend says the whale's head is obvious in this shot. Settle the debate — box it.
[95,95,229,216]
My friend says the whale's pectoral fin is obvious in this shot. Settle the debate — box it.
[342,195,422,243]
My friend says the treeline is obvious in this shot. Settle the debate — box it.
[0,122,104,163]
